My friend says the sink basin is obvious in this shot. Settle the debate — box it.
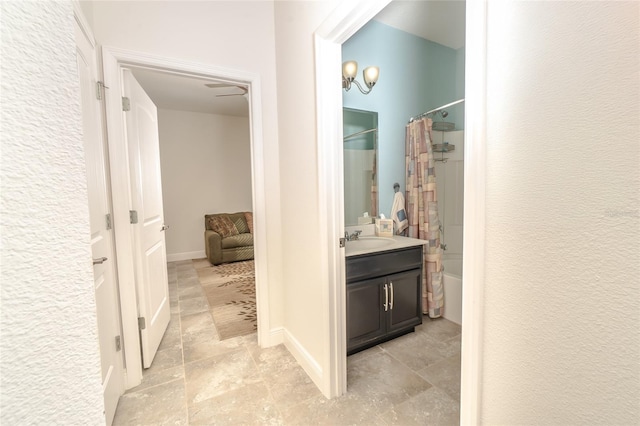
[347,236,394,250]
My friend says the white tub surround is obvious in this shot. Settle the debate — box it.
[433,130,464,325]
[442,257,463,325]
[434,130,464,257]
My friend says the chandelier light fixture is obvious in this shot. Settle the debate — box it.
[342,61,379,95]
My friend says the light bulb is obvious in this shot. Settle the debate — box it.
[363,66,379,88]
[342,61,358,81]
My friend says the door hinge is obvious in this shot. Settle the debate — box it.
[129,210,138,224]
[138,317,146,330]
[105,213,112,230]
[115,335,122,352]
[96,81,109,100]
[122,96,131,112]
[339,237,346,248]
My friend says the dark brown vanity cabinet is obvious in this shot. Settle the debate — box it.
[346,246,423,355]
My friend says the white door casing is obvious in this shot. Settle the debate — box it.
[313,0,392,398]
[122,69,171,368]
[74,9,124,425]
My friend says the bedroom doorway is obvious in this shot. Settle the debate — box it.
[101,47,272,388]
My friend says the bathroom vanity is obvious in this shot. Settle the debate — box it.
[345,236,426,355]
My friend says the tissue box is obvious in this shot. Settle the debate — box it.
[375,218,394,237]
[358,216,373,225]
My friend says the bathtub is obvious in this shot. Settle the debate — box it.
[441,257,462,325]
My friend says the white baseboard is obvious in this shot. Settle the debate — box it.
[261,328,323,395]
[283,329,323,392]
[166,250,206,262]
[260,326,285,348]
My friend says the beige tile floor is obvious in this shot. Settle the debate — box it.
[113,260,461,425]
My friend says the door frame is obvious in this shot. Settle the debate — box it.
[101,47,270,388]
[313,0,394,399]
[73,4,125,421]
[314,0,487,423]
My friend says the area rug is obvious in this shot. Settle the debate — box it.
[193,259,256,340]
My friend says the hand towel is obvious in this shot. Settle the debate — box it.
[391,191,408,234]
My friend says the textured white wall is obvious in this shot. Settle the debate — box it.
[0,2,105,424]
[481,2,639,423]
[158,109,252,260]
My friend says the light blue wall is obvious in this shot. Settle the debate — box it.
[343,20,464,218]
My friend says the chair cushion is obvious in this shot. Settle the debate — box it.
[244,212,253,234]
[232,215,249,234]
[221,233,253,249]
[208,216,239,238]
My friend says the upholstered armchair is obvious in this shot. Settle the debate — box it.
[204,212,254,265]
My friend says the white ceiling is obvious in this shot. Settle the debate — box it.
[374,0,466,50]
[130,68,249,117]
[131,0,465,117]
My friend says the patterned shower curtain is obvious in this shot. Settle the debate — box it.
[405,117,444,318]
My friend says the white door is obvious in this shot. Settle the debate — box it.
[122,69,171,368]
[74,18,124,425]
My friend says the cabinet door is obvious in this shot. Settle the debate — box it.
[347,277,386,353]
[387,269,422,334]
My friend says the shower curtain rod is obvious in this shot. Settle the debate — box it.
[343,127,377,141]
[408,98,465,123]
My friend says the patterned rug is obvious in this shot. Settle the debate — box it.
[192,258,256,340]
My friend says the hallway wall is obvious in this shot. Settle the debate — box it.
[480,2,639,423]
[273,0,341,392]
[0,2,104,423]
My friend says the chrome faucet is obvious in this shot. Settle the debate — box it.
[345,230,362,241]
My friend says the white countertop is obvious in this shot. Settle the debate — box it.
[345,235,427,257]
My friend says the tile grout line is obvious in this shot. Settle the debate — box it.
[176,263,189,425]
[124,267,182,396]
[378,332,462,415]
[377,338,450,402]
[181,259,257,424]
[241,339,288,424]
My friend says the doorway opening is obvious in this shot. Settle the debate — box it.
[100,47,271,389]
[314,1,486,424]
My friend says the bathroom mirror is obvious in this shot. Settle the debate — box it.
[343,108,378,226]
